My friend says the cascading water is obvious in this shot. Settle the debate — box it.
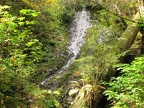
[61,7,92,71]
[41,7,91,88]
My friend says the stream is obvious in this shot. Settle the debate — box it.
[41,7,92,89]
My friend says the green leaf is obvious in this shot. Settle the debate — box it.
[18,17,25,21]
[31,12,39,17]
[26,41,35,47]
[18,21,25,26]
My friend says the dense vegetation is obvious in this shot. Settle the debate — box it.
[0,0,144,108]
[0,0,72,107]
[105,56,144,107]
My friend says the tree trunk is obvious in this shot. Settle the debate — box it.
[115,12,142,53]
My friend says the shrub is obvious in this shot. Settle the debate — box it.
[104,56,144,108]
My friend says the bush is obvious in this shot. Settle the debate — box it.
[104,56,144,108]
[0,5,58,107]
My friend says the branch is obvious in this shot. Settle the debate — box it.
[94,3,144,24]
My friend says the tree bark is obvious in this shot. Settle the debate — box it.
[115,12,142,53]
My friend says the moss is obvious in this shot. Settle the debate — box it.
[4,97,20,108]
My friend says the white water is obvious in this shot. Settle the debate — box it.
[41,8,91,86]
[60,7,92,71]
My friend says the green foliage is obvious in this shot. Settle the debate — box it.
[95,9,127,37]
[104,56,144,108]
[62,0,76,23]
[62,0,87,10]
[22,0,70,69]
[20,9,39,17]
[0,5,60,107]
[77,24,118,83]
[25,39,43,62]
[100,0,138,18]
[68,7,129,107]
[69,23,118,107]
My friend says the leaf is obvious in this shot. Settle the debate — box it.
[18,17,25,21]
[19,9,30,15]
[31,12,39,17]
[26,41,35,47]
[18,22,25,26]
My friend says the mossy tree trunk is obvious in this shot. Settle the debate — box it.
[115,12,142,53]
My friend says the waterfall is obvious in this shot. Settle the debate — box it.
[60,7,92,72]
[41,7,91,87]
